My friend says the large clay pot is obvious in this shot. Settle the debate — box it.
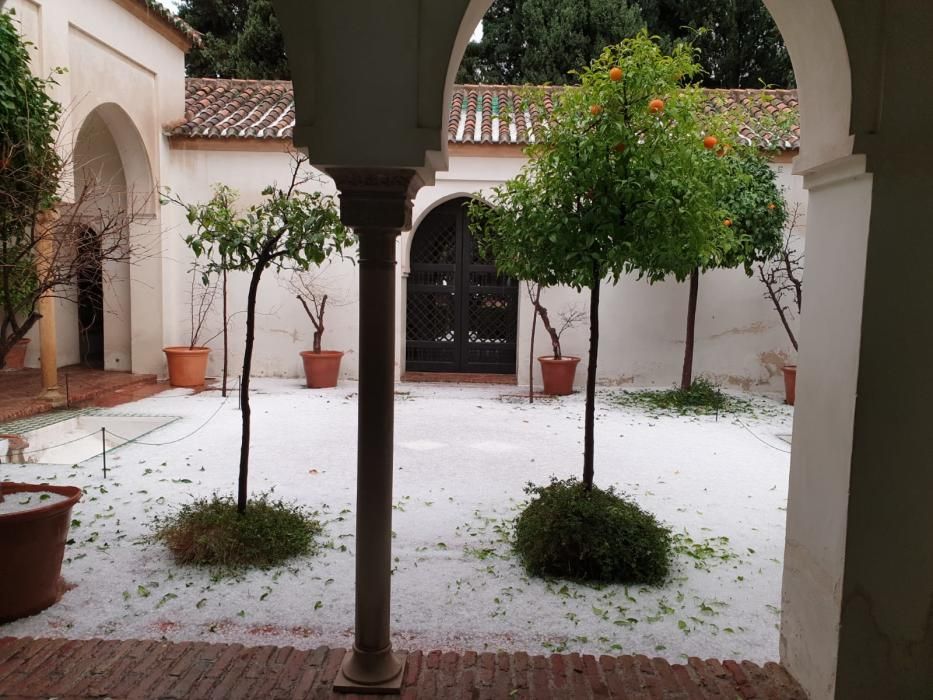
[782,364,798,406]
[538,356,581,396]
[163,346,210,388]
[2,338,30,370]
[0,482,82,623]
[300,350,343,388]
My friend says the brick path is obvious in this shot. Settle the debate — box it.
[0,637,806,699]
[0,367,162,423]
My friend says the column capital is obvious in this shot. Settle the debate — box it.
[35,209,61,227]
[328,168,424,231]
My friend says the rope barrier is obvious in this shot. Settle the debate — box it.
[105,393,229,447]
[735,416,792,454]
[2,393,231,463]
[9,429,103,457]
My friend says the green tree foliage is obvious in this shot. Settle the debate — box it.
[166,156,354,513]
[457,0,794,88]
[458,0,644,85]
[471,33,730,490]
[640,0,794,88]
[0,9,63,366]
[178,0,289,79]
[176,0,793,88]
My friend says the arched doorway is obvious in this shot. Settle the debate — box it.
[406,198,518,374]
[71,103,159,373]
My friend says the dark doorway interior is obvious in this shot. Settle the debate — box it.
[406,198,518,374]
[77,227,104,369]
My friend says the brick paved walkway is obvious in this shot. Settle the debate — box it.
[0,637,806,699]
[0,367,162,423]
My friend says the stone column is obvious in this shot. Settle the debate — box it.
[328,168,423,694]
[35,210,65,405]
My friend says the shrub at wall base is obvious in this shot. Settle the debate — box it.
[0,482,82,622]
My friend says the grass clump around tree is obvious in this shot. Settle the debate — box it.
[607,377,757,417]
[152,493,322,573]
[514,478,672,585]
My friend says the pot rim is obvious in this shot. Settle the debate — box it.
[538,355,581,363]
[0,482,82,525]
[299,350,344,358]
[162,346,211,355]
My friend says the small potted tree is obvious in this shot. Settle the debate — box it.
[289,268,347,388]
[526,283,586,395]
[162,264,219,387]
[758,204,804,404]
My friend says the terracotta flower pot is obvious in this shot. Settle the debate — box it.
[163,346,210,388]
[0,482,82,623]
[300,350,343,388]
[2,338,30,371]
[538,356,581,396]
[782,364,798,406]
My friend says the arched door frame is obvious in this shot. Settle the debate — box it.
[403,195,518,375]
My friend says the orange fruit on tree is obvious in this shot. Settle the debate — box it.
[768,202,777,210]
[703,135,719,150]
[649,98,665,113]
[723,218,733,227]
[609,67,623,82]
[590,104,603,116]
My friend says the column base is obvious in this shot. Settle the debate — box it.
[333,649,406,694]
[39,386,66,408]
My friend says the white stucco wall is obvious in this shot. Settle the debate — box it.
[163,146,807,392]
[161,147,362,382]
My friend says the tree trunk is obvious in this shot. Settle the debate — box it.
[237,265,264,514]
[681,267,700,392]
[533,299,562,359]
[582,266,601,491]
[528,284,540,403]
[222,267,228,398]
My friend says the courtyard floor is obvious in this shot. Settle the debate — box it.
[1,379,793,664]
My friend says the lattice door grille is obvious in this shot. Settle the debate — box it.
[406,198,517,374]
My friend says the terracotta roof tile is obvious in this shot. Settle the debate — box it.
[168,80,800,150]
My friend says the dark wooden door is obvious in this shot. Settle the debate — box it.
[406,199,517,374]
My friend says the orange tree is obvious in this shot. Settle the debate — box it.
[472,32,730,491]
[167,155,353,514]
[673,147,787,391]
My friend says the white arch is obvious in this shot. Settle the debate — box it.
[75,102,156,216]
[404,191,495,271]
